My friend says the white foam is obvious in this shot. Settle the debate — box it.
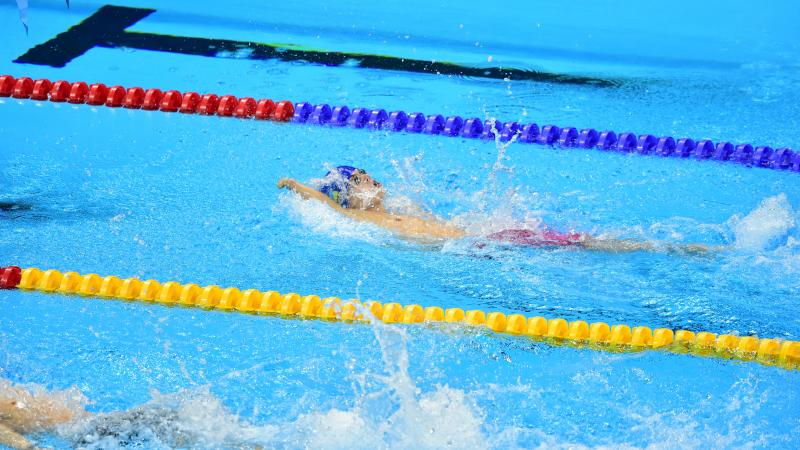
[729,193,796,251]
[279,321,488,449]
[167,388,278,447]
[288,384,487,450]
[52,386,278,449]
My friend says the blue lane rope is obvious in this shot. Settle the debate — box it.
[292,101,799,172]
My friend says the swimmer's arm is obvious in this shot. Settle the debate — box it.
[277,178,345,212]
[0,422,35,450]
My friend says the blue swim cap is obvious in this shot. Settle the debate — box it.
[318,165,357,207]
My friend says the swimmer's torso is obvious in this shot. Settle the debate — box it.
[345,209,466,241]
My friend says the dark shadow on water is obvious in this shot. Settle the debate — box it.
[0,201,33,212]
[0,199,116,223]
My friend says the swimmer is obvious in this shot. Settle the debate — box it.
[277,165,715,253]
[0,378,263,449]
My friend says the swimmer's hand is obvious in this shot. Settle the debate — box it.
[277,178,299,190]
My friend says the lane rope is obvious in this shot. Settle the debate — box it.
[1,266,798,371]
[0,74,295,121]
[1,74,798,173]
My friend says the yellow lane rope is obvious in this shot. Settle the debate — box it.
[10,267,800,370]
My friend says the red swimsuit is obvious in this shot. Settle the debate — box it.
[486,229,583,247]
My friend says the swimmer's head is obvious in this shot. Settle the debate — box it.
[318,166,385,210]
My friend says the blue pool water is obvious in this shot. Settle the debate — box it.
[1,1,800,448]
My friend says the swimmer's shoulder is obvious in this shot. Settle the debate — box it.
[343,208,397,221]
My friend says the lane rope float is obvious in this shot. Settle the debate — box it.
[0,74,295,121]
[1,266,798,371]
[1,74,798,173]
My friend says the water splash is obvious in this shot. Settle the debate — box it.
[269,319,490,449]
[728,193,796,251]
[53,387,277,449]
[720,193,800,286]
[384,120,551,238]
[15,0,28,34]
[389,151,429,208]
[14,0,71,33]
[477,118,520,209]
[447,122,557,237]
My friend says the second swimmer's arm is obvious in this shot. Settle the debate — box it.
[0,422,35,450]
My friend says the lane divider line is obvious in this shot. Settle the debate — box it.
[0,74,295,121]
[2,266,798,370]
[1,74,798,173]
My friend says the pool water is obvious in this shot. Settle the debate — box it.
[1,1,799,448]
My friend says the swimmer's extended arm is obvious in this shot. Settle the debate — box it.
[277,178,345,212]
[0,422,34,450]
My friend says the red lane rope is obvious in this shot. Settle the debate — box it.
[0,74,295,121]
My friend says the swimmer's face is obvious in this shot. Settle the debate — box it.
[348,169,385,210]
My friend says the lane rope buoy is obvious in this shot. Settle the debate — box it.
[0,74,294,121]
[1,266,798,371]
[1,74,797,173]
